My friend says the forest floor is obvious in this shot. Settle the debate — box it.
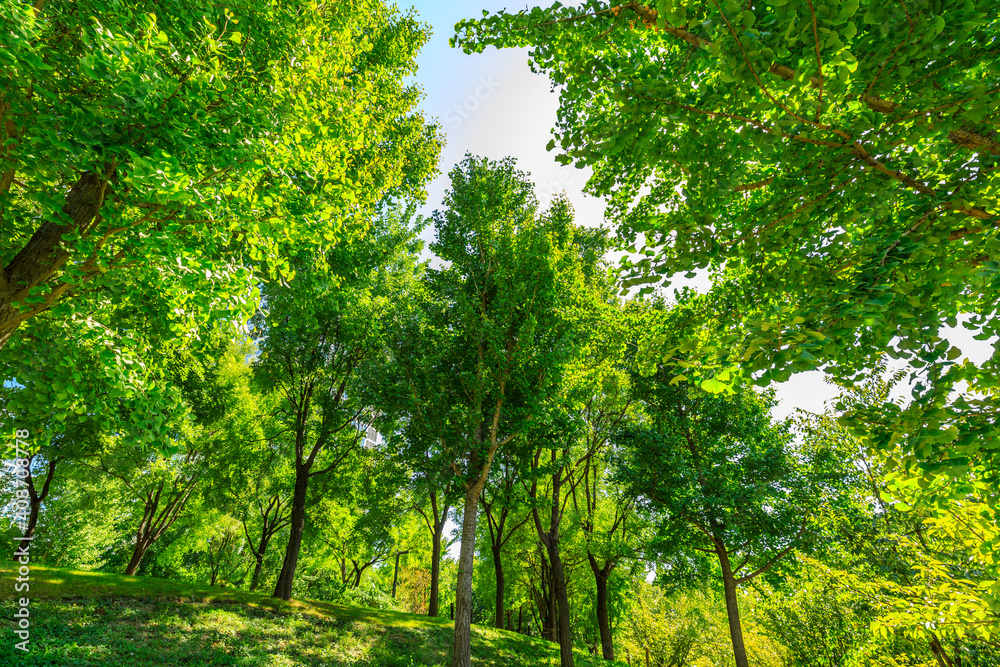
[0,565,624,666]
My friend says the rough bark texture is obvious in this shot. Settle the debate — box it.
[273,468,310,600]
[717,546,749,667]
[451,485,483,667]
[0,171,111,349]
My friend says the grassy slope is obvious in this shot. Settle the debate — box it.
[0,565,626,666]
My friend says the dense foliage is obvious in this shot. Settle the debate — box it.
[2,1,997,666]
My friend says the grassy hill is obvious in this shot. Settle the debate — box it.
[0,565,626,666]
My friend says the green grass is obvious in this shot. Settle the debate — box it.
[0,565,626,666]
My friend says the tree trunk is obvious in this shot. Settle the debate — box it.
[11,457,57,560]
[0,171,111,349]
[123,479,193,576]
[928,634,955,667]
[250,553,265,592]
[530,451,574,667]
[273,467,310,600]
[717,546,749,667]
[589,554,615,661]
[452,485,484,667]
[429,519,444,616]
[124,537,153,576]
[545,540,574,667]
[493,544,505,629]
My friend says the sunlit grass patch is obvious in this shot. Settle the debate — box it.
[0,565,627,666]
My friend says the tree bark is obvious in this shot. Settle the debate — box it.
[273,466,309,600]
[716,545,749,667]
[588,554,615,661]
[243,498,286,593]
[546,540,574,667]
[250,552,265,592]
[124,537,154,576]
[428,500,448,617]
[0,171,111,349]
[531,456,574,667]
[928,634,955,667]
[452,484,484,667]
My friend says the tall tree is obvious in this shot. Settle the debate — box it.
[0,0,438,348]
[412,480,455,617]
[617,384,838,667]
[255,206,425,601]
[414,156,589,667]
[526,423,584,667]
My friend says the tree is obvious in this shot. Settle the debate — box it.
[617,384,837,667]
[481,452,532,629]
[525,418,585,667]
[0,1,439,459]
[95,433,204,576]
[0,0,439,347]
[566,299,639,662]
[412,477,455,617]
[254,206,424,601]
[791,372,1000,665]
[453,0,1000,480]
[412,156,589,667]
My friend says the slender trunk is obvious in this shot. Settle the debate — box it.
[928,634,954,667]
[249,528,274,593]
[250,553,265,592]
[123,480,193,576]
[429,520,444,616]
[716,546,749,667]
[517,605,523,634]
[11,457,57,560]
[23,458,56,539]
[273,467,310,600]
[530,452,573,667]
[545,540,574,667]
[589,554,615,661]
[492,544,505,629]
[452,485,484,667]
